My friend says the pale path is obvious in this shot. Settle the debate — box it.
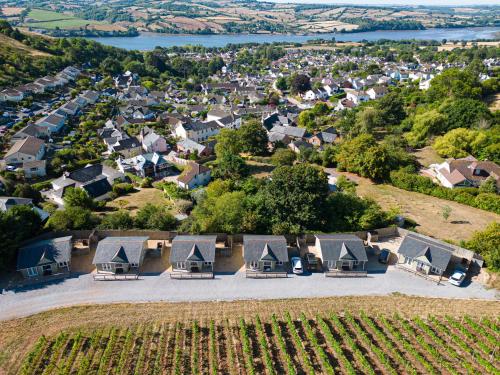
[0,267,497,321]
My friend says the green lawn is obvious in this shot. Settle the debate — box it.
[24,9,105,29]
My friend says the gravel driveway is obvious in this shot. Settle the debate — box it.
[0,267,497,321]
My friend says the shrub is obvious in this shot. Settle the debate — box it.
[112,183,135,197]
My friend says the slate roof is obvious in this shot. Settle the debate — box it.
[81,177,112,199]
[269,125,306,139]
[170,235,217,263]
[183,121,218,132]
[243,235,289,263]
[4,136,44,158]
[17,236,72,270]
[315,234,368,262]
[398,232,453,271]
[0,197,33,212]
[177,163,210,185]
[93,237,148,265]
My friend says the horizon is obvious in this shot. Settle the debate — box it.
[264,0,500,6]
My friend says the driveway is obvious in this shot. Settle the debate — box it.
[0,267,497,321]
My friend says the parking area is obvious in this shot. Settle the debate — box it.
[0,263,497,321]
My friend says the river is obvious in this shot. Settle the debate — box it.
[85,27,499,50]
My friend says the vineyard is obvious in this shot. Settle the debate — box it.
[19,312,499,375]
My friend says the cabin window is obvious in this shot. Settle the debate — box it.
[177,262,186,269]
[27,267,38,277]
[204,262,212,266]
[102,263,112,271]
[277,261,283,265]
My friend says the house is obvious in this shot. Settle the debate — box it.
[176,138,211,157]
[3,136,45,166]
[117,152,172,179]
[243,235,289,274]
[58,101,80,116]
[17,236,72,279]
[139,127,168,153]
[176,163,211,190]
[269,125,307,140]
[109,137,143,158]
[48,164,126,205]
[431,156,500,190]
[93,236,148,275]
[314,234,368,275]
[170,235,216,276]
[366,86,388,100]
[335,98,356,111]
[174,121,220,143]
[344,89,370,105]
[308,131,337,147]
[288,140,313,154]
[397,232,453,278]
[0,88,24,102]
[0,196,50,221]
[11,124,49,143]
[36,112,66,134]
[22,159,47,178]
[215,114,242,130]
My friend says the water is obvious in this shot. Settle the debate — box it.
[85,27,499,50]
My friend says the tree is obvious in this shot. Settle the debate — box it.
[271,148,296,166]
[479,177,498,194]
[238,120,269,155]
[46,206,97,231]
[353,107,383,135]
[275,76,288,91]
[214,128,241,158]
[213,153,248,180]
[263,164,329,233]
[427,68,482,102]
[442,205,452,221]
[405,110,446,147]
[376,91,406,126]
[438,98,491,131]
[290,74,311,94]
[0,205,42,270]
[13,183,42,203]
[465,223,500,272]
[134,204,176,230]
[63,187,95,209]
[99,210,134,229]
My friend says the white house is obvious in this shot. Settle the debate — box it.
[366,86,388,100]
[3,136,45,165]
[344,89,370,105]
[177,163,211,190]
[139,127,168,153]
[0,89,24,102]
[174,121,220,143]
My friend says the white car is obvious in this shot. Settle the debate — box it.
[291,257,304,274]
[448,269,466,286]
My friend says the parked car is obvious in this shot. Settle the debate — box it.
[448,269,466,286]
[378,249,391,264]
[5,165,17,171]
[291,257,304,274]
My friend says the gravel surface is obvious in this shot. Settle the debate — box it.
[0,266,497,321]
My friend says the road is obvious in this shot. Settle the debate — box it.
[0,266,497,321]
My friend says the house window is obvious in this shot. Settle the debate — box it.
[177,262,186,270]
[250,261,258,269]
[277,261,283,265]
[102,263,112,271]
[27,267,38,277]
[204,262,212,266]
[59,261,67,267]
[130,263,138,267]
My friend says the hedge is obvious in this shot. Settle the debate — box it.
[389,170,500,214]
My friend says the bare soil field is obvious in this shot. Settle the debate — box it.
[438,41,500,51]
[353,175,499,242]
[1,7,24,16]
[0,295,498,374]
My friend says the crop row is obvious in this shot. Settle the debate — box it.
[21,313,499,375]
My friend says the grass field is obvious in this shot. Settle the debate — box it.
[24,9,105,30]
[7,298,500,375]
[105,188,170,215]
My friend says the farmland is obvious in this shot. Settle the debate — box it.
[23,9,106,30]
[16,310,500,375]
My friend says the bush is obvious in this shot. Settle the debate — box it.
[140,177,153,188]
[390,169,500,214]
[112,183,135,197]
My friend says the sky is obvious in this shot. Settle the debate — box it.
[267,0,500,6]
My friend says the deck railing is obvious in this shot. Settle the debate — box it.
[93,273,139,281]
[245,270,288,278]
[170,272,214,279]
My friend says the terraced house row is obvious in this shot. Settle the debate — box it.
[15,227,483,284]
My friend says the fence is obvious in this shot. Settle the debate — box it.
[325,270,367,278]
[93,273,139,281]
[245,270,288,279]
[170,272,214,279]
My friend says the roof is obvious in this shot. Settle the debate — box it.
[315,234,368,262]
[269,125,306,139]
[183,121,219,132]
[243,235,289,262]
[17,236,72,270]
[4,136,44,158]
[398,232,453,271]
[93,237,148,265]
[82,177,112,199]
[177,163,210,185]
[0,197,33,212]
[170,235,217,263]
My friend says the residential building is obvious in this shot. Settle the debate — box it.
[314,234,368,275]
[174,121,220,143]
[243,235,289,274]
[3,136,45,165]
[93,236,149,275]
[117,152,172,179]
[170,235,216,276]
[176,163,211,190]
[17,236,72,279]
